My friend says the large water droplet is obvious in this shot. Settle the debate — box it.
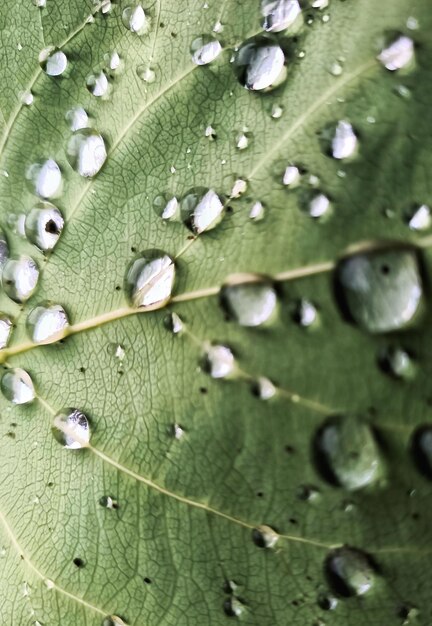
[181,188,224,233]
[0,314,12,349]
[86,71,109,97]
[336,248,423,333]
[1,368,35,405]
[39,48,68,76]
[52,408,90,449]
[378,35,414,71]
[125,250,175,308]
[25,202,64,251]
[65,107,89,131]
[122,5,149,34]
[314,416,381,490]
[252,525,279,548]
[221,277,277,326]
[234,38,287,91]
[204,345,235,379]
[2,256,39,303]
[325,547,375,597]
[27,159,62,199]
[27,303,69,344]
[261,0,302,32]
[67,129,107,178]
[191,35,222,65]
[331,120,357,160]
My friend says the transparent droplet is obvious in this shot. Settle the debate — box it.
[297,484,321,502]
[106,51,121,71]
[308,192,331,218]
[221,278,277,327]
[408,204,430,231]
[336,248,423,333]
[231,179,247,198]
[181,188,224,233]
[204,345,235,379]
[314,416,381,490]
[205,125,216,139]
[39,49,68,76]
[27,303,69,343]
[99,496,119,509]
[325,547,374,597]
[249,201,265,220]
[378,35,414,71]
[252,524,279,548]
[0,314,12,349]
[32,0,46,6]
[1,368,35,405]
[164,312,183,334]
[234,38,287,91]
[27,159,62,199]
[52,408,90,449]
[329,60,343,76]
[271,104,283,118]
[136,65,155,82]
[223,597,245,618]
[25,202,64,251]
[261,0,302,32]
[331,120,357,160]
[172,423,184,439]
[317,593,338,611]
[253,376,276,400]
[65,106,89,131]
[412,426,432,480]
[100,0,113,14]
[379,346,415,380]
[283,165,300,187]
[86,71,109,97]
[2,256,39,303]
[191,35,222,65]
[236,133,249,150]
[312,0,329,8]
[153,195,179,221]
[294,299,317,327]
[21,91,34,106]
[0,229,9,274]
[67,129,107,178]
[122,5,148,34]
[125,250,175,308]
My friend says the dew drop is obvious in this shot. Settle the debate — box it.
[379,346,415,380]
[204,345,235,379]
[408,204,430,231]
[336,248,423,333]
[261,0,302,32]
[100,495,119,509]
[236,132,249,150]
[52,408,90,449]
[106,51,121,71]
[21,91,34,106]
[181,188,224,233]
[378,35,414,71]
[317,593,338,611]
[221,278,277,327]
[125,250,175,308]
[136,65,155,82]
[283,164,300,187]
[27,159,62,199]
[1,368,35,405]
[39,49,68,76]
[0,229,9,273]
[308,192,331,218]
[325,547,375,597]
[314,416,381,490]
[249,201,265,220]
[122,5,148,34]
[27,303,69,344]
[25,202,64,251]
[253,376,276,400]
[329,60,343,76]
[32,0,46,6]
[191,35,222,65]
[411,426,432,480]
[271,103,283,118]
[66,129,107,178]
[223,597,245,618]
[231,179,247,198]
[164,312,183,334]
[331,120,357,160]
[294,299,317,327]
[297,484,321,502]
[153,194,179,221]
[102,616,127,626]
[65,106,89,131]
[233,38,287,91]
[252,524,279,548]
[86,71,109,97]
[2,256,39,303]
[0,314,12,349]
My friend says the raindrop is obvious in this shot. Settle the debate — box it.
[106,51,121,71]
[379,346,415,380]
[124,250,175,308]
[378,35,414,71]
[411,426,432,479]
[233,37,287,91]
[252,524,279,548]
[325,546,375,597]
[205,125,216,139]
[231,179,247,198]
[317,593,338,611]
[1,368,35,405]
[21,91,34,106]
[220,277,277,327]
[204,344,235,379]
[66,129,107,178]
[0,315,12,349]
[102,616,127,626]
[122,5,149,35]
[52,408,90,449]
[271,104,283,118]
[331,120,357,160]
[107,343,125,360]
[2,256,39,303]
[253,376,276,400]
[314,415,381,490]
[39,48,68,76]
[65,106,89,131]
[261,0,302,32]
[99,496,119,509]
[329,60,343,76]
[0,229,9,273]
[27,159,62,199]
[181,188,224,233]
[27,303,69,343]
[25,202,64,251]
[249,201,265,220]
[86,71,109,97]
[164,312,183,334]
[153,195,179,221]
[283,164,300,187]
[236,132,249,150]
[191,35,222,65]
[408,204,430,231]
[32,0,46,6]
[136,65,155,82]
[172,423,184,439]
[223,597,245,618]
[336,247,423,333]
[307,192,331,218]
[293,299,317,327]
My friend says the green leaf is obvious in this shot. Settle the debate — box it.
[0,1,431,624]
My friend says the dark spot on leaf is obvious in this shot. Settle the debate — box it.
[143,577,152,584]
[73,557,85,568]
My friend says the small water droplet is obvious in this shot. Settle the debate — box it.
[252,524,279,548]
[181,188,224,233]
[233,37,287,91]
[205,125,216,139]
[0,229,9,273]
[312,0,329,8]
[52,408,90,449]
[136,65,155,82]
[102,616,127,626]
[213,20,223,33]
[99,495,119,509]
[271,103,283,118]
[331,120,357,160]
[0,314,12,349]
[21,91,34,106]
[283,164,300,187]
[293,299,317,327]
[378,35,414,71]
[27,303,69,343]
[172,423,184,439]
[253,376,276,400]
[221,277,277,327]
[261,0,302,32]
[44,579,55,590]
[125,250,175,308]
[2,255,39,303]
[1,368,35,405]
[153,194,179,221]
[406,16,419,30]
[379,345,415,380]
[297,484,321,502]
[408,204,430,231]
[106,51,121,71]
[164,312,183,334]
[65,106,89,131]
[231,179,247,198]
[411,426,432,479]
[27,159,62,199]
[67,129,107,177]
[25,202,64,251]
[122,4,149,34]
[314,416,381,490]
[204,344,235,379]
[329,60,343,76]
[336,247,423,333]
[394,83,411,99]
[39,48,68,76]
[32,0,46,6]
[236,132,249,150]
[307,192,331,218]
[86,71,109,97]
[223,597,245,618]
[317,593,338,610]
[249,201,265,220]
[108,343,126,360]
[191,35,222,65]
[325,547,375,597]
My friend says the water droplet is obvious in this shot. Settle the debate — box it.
[99,496,119,509]
[394,84,411,99]
[231,179,247,198]
[172,423,184,439]
[0,314,12,349]
[253,376,276,400]
[271,103,283,118]
[317,593,338,610]
[221,277,277,327]
[406,16,419,30]
[312,0,329,8]
[66,129,107,178]
[25,202,64,251]
[164,312,183,334]
[27,303,69,343]
[0,229,9,273]
[65,106,89,131]
[106,51,121,71]
[102,616,127,626]
[52,408,90,449]
[314,416,381,490]
[233,38,287,91]
[1,368,35,405]
[2,256,39,303]
[336,247,423,333]
[205,125,216,139]
[44,579,55,590]
[293,299,317,327]
[411,426,432,479]
[283,164,300,187]
[191,35,222,65]
[32,0,46,6]
[331,120,357,160]
[408,204,430,231]
[181,188,224,233]
[379,346,415,380]
[378,35,414,71]
[297,484,321,502]
[27,159,62,199]
[252,524,279,548]
[213,20,223,33]
[21,91,34,106]
[204,344,235,379]
[108,343,126,360]
[39,48,68,76]
[122,5,148,34]
[100,0,113,14]
[153,195,179,221]
[136,65,155,82]
[249,201,265,220]
[261,0,302,32]
[86,71,109,97]
[125,250,175,308]
[236,132,249,150]
[223,597,245,618]
[329,60,343,76]
[307,192,331,218]
[325,547,375,597]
